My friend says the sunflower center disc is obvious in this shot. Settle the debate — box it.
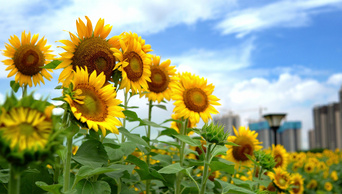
[148,67,169,93]
[293,182,300,193]
[74,87,108,122]
[183,88,208,112]
[123,52,143,82]
[13,45,45,76]
[232,137,253,161]
[278,177,286,186]
[73,37,115,82]
[19,122,35,136]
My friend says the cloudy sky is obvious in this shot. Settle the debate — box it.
[1,0,342,149]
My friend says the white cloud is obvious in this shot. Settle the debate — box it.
[216,0,342,37]
[327,73,342,85]
[0,0,235,41]
[169,38,255,87]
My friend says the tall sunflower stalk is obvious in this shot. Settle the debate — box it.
[175,119,188,194]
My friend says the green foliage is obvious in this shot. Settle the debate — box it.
[73,140,108,168]
[200,122,229,145]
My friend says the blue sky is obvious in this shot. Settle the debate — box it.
[1,0,342,149]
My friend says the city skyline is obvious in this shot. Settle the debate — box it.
[1,0,342,149]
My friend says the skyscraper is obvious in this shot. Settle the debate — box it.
[213,111,240,135]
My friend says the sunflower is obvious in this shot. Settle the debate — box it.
[0,106,53,151]
[64,67,124,135]
[304,162,315,173]
[226,126,262,169]
[141,55,177,103]
[2,31,54,87]
[289,173,304,194]
[272,144,288,169]
[122,31,153,53]
[325,182,333,191]
[111,33,151,94]
[306,179,317,189]
[268,168,291,190]
[172,72,220,125]
[170,113,196,135]
[57,16,120,86]
[331,170,338,181]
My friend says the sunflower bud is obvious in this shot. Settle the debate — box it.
[254,150,276,172]
[200,122,228,145]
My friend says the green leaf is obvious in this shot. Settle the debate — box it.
[73,139,108,168]
[125,155,148,171]
[41,60,61,69]
[54,85,63,89]
[105,164,135,179]
[225,141,239,146]
[151,154,172,165]
[123,110,140,121]
[231,178,256,190]
[153,104,167,111]
[211,145,228,158]
[125,155,165,181]
[105,142,136,161]
[173,135,201,147]
[159,128,179,137]
[74,180,111,194]
[158,163,184,174]
[119,127,150,148]
[222,183,255,194]
[140,119,163,128]
[73,166,117,188]
[158,141,180,148]
[210,160,235,174]
[10,81,20,93]
[184,148,199,156]
[20,166,54,194]
[35,182,62,194]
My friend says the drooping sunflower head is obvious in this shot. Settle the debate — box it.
[272,144,289,169]
[172,72,220,125]
[141,55,177,103]
[57,16,120,86]
[268,167,291,191]
[111,33,152,94]
[64,66,125,136]
[226,126,262,169]
[2,31,54,87]
[170,113,196,135]
[289,173,304,194]
[0,93,61,166]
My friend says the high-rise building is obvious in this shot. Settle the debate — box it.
[213,111,240,135]
[312,103,342,149]
[278,121,301,152]
[249,121,302,151]
[308,129,315,149]
[249,121,271,148]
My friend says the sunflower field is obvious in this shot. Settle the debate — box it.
[0,16,342,194]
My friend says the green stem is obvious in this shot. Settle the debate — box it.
[146,100,153,194]
[63,136,73,192]
[22,85,27,97]
[175,119,188,194]
[121,91,128,143]
[200,144,211,194]
[8,165,20,194]
[54,156,61,184]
